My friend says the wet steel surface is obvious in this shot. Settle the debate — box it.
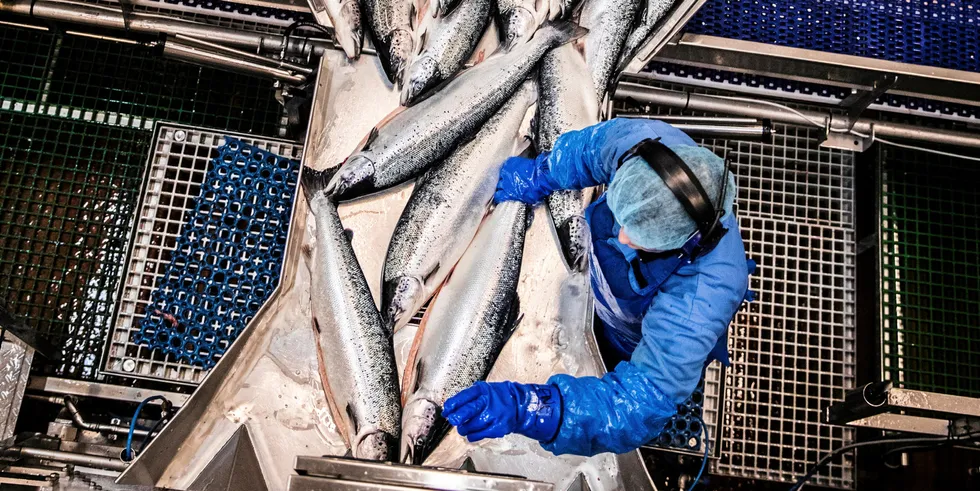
[119,50,654,490]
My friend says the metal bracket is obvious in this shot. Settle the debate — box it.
[840,74,898,129]
[826,382,980,436]
[821,127,874,152]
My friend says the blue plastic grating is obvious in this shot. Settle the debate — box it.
[647,377,708,452]
[132,137,299,369]
[644,62,980,121]
[687,0,980,73]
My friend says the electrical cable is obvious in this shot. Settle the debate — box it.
[880,429,980,469]
[135,400,173,455]
[122,395,168,462]
[790,431,980,490]
[706,94,829,129]
[712,95,980,163]
[279,21,331,63]
[687,416,710,491]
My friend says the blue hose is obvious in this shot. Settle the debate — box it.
[687,416,710,491]
[123,395,167,461]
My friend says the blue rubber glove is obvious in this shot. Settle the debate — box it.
[442,381,562,443]
[492,153,559,205]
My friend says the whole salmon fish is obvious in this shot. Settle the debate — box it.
[537,43,599,272]
[493,0,548,50]
[383,81,536,332]
[399,200,530,465]
[307,0,363,59]
[617,0,676,72]
[301,166,401,461]
[363,0,416,85]
[323,21,585,201]
[579,0,641,103]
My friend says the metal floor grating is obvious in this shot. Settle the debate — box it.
[0,112,148,380]
[880,148,980,398]
[0,24,291,380]
[104,125,302,384]
[613,87,857,488]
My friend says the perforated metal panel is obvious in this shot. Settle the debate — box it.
[0,25,287,135]
[613,88,857,488]
[103,124,301,384]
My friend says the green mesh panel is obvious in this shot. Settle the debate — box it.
[880,146,980,398]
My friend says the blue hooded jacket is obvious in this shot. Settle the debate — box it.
[538,118,749,456]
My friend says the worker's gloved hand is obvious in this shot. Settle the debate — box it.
[442,381,562,443]
[493,153,559,205]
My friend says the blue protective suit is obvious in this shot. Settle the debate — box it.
[536,119,750,456]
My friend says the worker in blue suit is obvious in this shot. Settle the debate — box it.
[442,118,751,456]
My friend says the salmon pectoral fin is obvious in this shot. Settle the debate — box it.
[312,316,350,447]
[502,293,524,347]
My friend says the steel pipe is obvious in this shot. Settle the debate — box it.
[619,114,772,141]
[25,395,152,437]
[163,41,308,85]
[615,83,980,149]
[5,447,129,471]
[674,123,771,141]
[173,34,314,75]
[0,0,331,57]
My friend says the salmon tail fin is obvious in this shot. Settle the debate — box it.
[300,166,340,202]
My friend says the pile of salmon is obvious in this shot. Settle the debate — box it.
[299,0,675,464]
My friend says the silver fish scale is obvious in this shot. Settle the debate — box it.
[618,0,675,70]
[307,193,401,455]
[355,23,578,191]
[410,200,529,403]
[419,0,491,79]
[383,83,536,325]
[537,43,599,271]
[579,0,642,102]
[363,0,413,42]
[536,44,598,152]
[363,0,415,79]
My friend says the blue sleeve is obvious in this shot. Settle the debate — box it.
[547,118,698,190]
[541,217,748,456]
[629,216,748,404]
[543,362,677,455]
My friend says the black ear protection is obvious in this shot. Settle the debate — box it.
[617,138,731,260]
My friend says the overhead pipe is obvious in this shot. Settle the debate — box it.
[673,122,772,142]
[5,446,129,471]
[615,83,980,149]
[0,0,332,57]
[163,40,308,85]
[173,34,314,76]
[619,114,773,141]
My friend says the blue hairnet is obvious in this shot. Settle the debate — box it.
[606,145,736,251]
